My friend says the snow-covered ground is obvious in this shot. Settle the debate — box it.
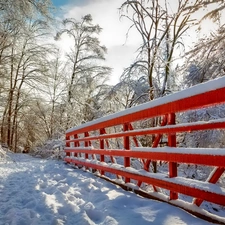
[0,154,218,225]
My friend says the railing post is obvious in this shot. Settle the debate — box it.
[128,123,139,147]
[74,134,78,158]
[168,113,178,200]
[66,134,70,157]
[193,167,225,206]
[84,132,89,160]
[100,128,105,175]
[123,122,130,183]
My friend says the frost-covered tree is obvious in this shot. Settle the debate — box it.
[179,105,225,148]
[0,0,52,20]
[0,18,54,151]
[0,0,52,58]
[0,0,54,151]
[180,25,225,149]
[120,0,196,99]
[185,26,225,87]
[120,0,225,99]
[109,74,149,110]
[39,50,66,139]
[56,14,111,128]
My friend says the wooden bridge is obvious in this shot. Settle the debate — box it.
[64,77,225,224]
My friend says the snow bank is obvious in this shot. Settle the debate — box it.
[0,145,16,163]
[32,138,65,159]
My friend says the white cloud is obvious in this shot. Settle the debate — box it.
[65,0,129,45]
[56,0,225,85]
[106,44,138,83]
[56,0,141,84]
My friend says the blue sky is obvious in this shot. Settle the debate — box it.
[52,0,89,7]
[52,0,69,7]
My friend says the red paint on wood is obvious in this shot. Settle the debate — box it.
[168,113,178,200]
[100,128,105,175]
[64,148,225,167]
[64,82,225,214]
[66,87,225,136]
[65,135,70,157]
[65,158,225,206]
[66,120,225,144]
[123,123,130,183]
[194,167,225,206]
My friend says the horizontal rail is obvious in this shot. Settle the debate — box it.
[66,77,225,135]
[65,77,225,223]
[65,157,225,206]
[97,175,225,225]
[66,118,225,144]
[65,147,225,167]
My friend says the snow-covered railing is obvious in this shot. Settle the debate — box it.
[65,77,225,224]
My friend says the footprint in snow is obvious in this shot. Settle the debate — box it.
[57,184,69,193]
[101,216,119,225]
[38,181,47,189]
[84,202,105,224]
[53,174,64,182]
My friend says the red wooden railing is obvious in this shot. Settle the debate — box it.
[65,77,225,224]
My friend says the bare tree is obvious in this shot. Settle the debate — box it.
[120,0,225,99]
[0,18,53,151]
[0,0,52,20]
[56,14,111,128]
[40,50,67,138]
[109,74,149,110]
[0,0,53,61]
[185,26,225,86]
[0,0,54,151]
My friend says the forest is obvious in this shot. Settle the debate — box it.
[0,0,225,153]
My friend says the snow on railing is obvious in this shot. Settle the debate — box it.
[65,77,225,224]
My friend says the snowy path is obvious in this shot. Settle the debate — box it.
[0,154,215,225]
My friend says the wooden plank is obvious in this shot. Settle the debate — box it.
[64,148,225,167]
[65,119,225,143]
[66,86,225,135]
